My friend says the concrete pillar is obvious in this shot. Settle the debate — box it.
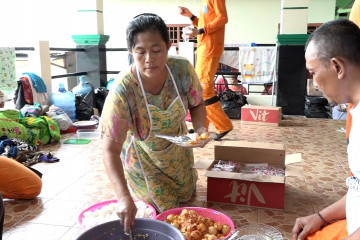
[29,41,52,93]
[72,0,109,88]
[280,0,309,34]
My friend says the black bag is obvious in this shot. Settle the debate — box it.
[218,89,248,119]
[94,87,109,115]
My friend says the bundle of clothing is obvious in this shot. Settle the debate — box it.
[13,72,49,110]
[0,109,60,146]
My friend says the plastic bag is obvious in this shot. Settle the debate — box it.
[95,87,109,116]
[73,78,95,121]
[218,89,248,119]
[46,105,73,130]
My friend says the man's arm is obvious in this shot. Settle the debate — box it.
[202,0,228,34]
[292,195,347,240]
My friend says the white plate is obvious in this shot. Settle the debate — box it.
[155,133,215,148]
[73,120,97,128]
[236,223,283,240]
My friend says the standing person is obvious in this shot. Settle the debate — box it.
[179,0,233,140]
[101,13,208,234]
[346,0,360,143]
[292,19,360,240]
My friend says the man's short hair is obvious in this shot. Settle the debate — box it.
[306,19,360,66]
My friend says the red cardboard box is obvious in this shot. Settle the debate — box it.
[205,141,287,210]
[241,105,282,126]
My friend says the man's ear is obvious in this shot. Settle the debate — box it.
[331,57,346,79]
[167,41,172,51]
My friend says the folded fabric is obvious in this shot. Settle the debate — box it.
[0,136,39,159]
[19,116,60,146]
[0,136,18,159]
[20,76,34,104]
[0,109,30,141]
[20,103,42,118]
[16,151,59,167]
[22,72,47,93]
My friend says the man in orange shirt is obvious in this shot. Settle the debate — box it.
[179,0,233,140]
[346,0,360,142]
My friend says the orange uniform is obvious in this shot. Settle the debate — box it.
[301,2,360,239]
[346,0,360,140]
[293,220,348,240]
[191,0,233,134]
[0,156,42,199]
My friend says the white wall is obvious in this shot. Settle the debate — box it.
[0,0,336,47]
[103,0,336,47]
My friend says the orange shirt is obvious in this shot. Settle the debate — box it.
[192,0,228,58]
[346,0,360,139]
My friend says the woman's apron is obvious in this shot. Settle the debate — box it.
[122,64,198,212]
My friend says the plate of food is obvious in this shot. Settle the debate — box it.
[78,199,157,229]
[73,120,97,129]
[155,132,215,148]
[155,207,235,239]
[236,223,283,240]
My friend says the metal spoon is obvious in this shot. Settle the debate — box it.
[128,229,133,240]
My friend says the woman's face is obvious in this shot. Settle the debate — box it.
[131,30,170,81]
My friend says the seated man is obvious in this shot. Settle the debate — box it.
[292,19,360,240]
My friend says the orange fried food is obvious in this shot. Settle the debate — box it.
[165,209,230,240]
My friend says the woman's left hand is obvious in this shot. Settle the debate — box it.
[195,127,210,148]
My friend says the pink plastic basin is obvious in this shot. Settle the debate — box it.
[78,199,157,228]
[155,207,235,238]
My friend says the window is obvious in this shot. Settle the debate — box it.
[167,24,197,47]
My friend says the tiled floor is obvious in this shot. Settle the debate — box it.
[2,116,348,240]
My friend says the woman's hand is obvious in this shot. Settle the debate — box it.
[292,214,324,240]
[195,127,210,148]
[116,195,137,234]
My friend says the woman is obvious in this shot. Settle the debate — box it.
[101,13,207,233]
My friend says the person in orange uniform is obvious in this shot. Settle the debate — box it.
[346,0,360,143]
[292,19,360,240]
[179,0,233,140]
[0,90,42,200]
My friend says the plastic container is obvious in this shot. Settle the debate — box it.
[72,76,93,96]
[51,82,76,121]
[76,129,101,139]
[155,207,235,239]
[76,218,185,240]
[106,78,114,90]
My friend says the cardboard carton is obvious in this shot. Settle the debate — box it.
[241,105,282,126]
[194,141,301,210]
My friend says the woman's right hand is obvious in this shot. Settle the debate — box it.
[178,6,192,18]
[116,195,137,234]
[292,214,324,240]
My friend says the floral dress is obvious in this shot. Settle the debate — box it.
[101,56,203,211]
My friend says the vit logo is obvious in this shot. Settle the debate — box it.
[249,109,270,121]
[224,181,266,205]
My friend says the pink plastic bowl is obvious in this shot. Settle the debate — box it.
[155,207,235,238]
[78,199,157,228]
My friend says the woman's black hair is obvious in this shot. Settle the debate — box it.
[126,13,170,51]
